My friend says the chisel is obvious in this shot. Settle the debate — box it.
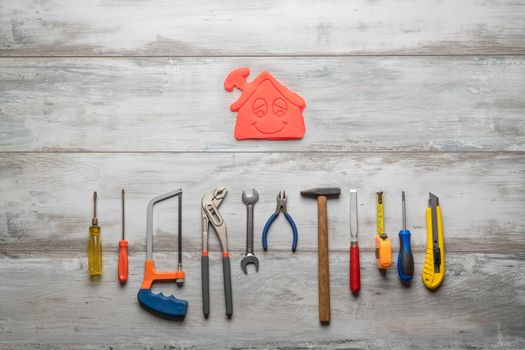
[349,190,360,293]
[397,191,414,283]
[422,193,445,289]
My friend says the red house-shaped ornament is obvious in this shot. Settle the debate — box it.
[224,67,306,140]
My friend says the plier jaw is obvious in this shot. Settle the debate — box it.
[275,190,288,214]
[201,187,228,253]
[212,186,227,207]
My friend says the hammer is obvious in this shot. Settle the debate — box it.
[300,187,341,325]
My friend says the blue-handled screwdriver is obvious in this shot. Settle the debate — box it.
[397,191,414,283]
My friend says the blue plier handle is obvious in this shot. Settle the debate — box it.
[262,191,298,252]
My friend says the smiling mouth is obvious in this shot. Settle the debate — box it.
[252,121,288,135]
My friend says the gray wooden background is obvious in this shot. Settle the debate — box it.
[1,1,524,349]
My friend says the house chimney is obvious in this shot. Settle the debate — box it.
[224,67,250,91]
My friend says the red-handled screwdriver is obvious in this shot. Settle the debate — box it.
[118,189,128,284]
[349,189,360,294]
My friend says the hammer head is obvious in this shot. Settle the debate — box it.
[300,187,341,199]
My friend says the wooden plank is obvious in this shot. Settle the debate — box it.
[0,252,523,349]
[1,152,523,253]
[1,0,524,56]
[1,57,524,152]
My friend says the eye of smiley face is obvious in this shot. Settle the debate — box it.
[272,98,288,117]
[252,98,268,117]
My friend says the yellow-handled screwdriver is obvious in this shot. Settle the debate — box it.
[88,191,102,276]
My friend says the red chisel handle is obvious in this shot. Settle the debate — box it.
[350,242,360,293]
[118,240,128,284]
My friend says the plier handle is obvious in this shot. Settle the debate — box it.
[262,191,298,252]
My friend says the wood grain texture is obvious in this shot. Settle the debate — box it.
[1,57,524,152]
[2,0,525,348]
[1,152,524,253]
[0,252,523,349]
[316,195,331,324]
[1,0,525,56]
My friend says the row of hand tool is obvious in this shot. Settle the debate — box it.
[86,186,445,325]
[350,191,444,290]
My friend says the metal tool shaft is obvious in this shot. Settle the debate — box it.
[92,191,98,225]
[245,203,255,254]
[350,190,358,243]
[402,191,406,231]
[121,189,125,240]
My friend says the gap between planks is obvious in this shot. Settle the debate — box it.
[1,150,524,154]
[2,54,525,58]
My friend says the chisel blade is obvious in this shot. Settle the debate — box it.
[349,190,358,243]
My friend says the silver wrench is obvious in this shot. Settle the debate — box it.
[241,189,259,274]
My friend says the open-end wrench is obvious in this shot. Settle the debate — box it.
[241,189,259,274]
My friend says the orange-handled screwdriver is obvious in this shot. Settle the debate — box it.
[118,189,128,284]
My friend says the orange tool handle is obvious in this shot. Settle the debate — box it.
[118,240,128,284]
[349,242,360,293]
[140,259,185,289]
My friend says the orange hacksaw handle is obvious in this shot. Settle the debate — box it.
[140,259,185,289]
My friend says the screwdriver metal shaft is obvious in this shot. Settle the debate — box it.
[402,191,407,230]
[122,189,125,240]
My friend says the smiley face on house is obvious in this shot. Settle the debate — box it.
[224,67,306,140]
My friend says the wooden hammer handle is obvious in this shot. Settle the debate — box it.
[317,195,331,324]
